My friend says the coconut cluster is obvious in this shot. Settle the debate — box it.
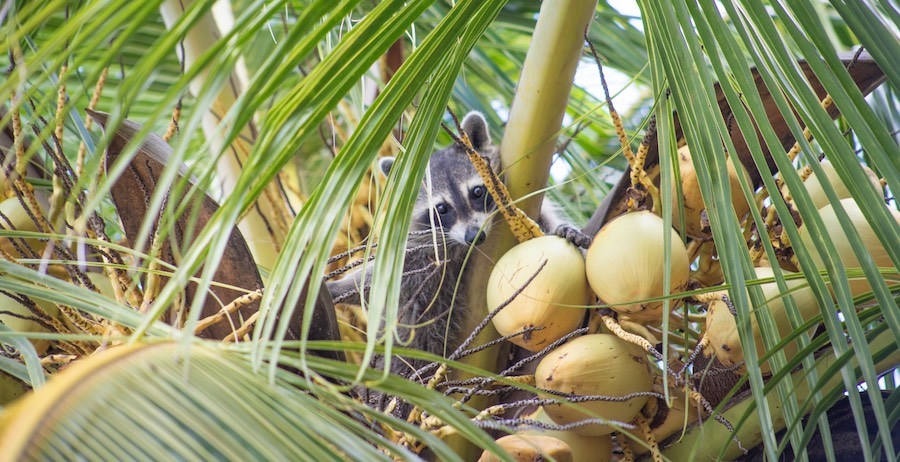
[481,148,894,461]
[484,206,696,460]
[702,161,895,374]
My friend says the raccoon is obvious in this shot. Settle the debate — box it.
[327,112,588,377]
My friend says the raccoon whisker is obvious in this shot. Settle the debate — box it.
[464,241,494,260]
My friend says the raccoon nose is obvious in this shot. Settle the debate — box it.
[465,227,486,245]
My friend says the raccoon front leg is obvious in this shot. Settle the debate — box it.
[538,200,593,249]
[326,268,369,305]
[554,224,593,249]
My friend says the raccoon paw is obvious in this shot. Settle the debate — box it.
[554,225,592,249]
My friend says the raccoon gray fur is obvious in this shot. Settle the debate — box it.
[327,112,585,379]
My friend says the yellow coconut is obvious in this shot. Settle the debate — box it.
[0,369,28,406]
[536,334,654,436]
[0,196,44,258]
[586,211,690,321]
[478,434,573,462]
[704,266,820,374]
[793,161,883,210]
[488,236,590,352]
[673,146,752,238]
[521,407,613,462]
[797,198,899,298]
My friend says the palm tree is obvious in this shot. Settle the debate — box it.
[0,0,896,460]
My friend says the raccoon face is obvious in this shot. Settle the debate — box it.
[416,176,495,246]
[380,111,499,248]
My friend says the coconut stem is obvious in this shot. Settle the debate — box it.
[691,290,728,304]
[220,311,259,343]
[586,35,659,212]
[601,313,665,364]
[620,435,636,461]
[637,414,664,462]
[194,289,263,335]
[586,37,634,166]
[686,386,745,453]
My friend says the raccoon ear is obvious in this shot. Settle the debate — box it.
[378,156,395,177]
[460,111,491,151]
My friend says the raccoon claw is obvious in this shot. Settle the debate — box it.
[554,225,592,249]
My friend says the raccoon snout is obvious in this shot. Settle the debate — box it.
[464,227,486,245]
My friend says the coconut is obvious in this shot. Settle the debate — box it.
[0,196,44,258]
[536,334,654,436]
[488,236,590,352]
[793,160,882,210]
[673,146,752,238]
[0,369,28,406]
[797,198,899,298]
[585,211,690,321]
[704,266,819,374]
[521,407,612,462]
[478,434,573,462]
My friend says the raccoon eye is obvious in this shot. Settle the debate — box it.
[471,186,485,199]
[436,203,449,215]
